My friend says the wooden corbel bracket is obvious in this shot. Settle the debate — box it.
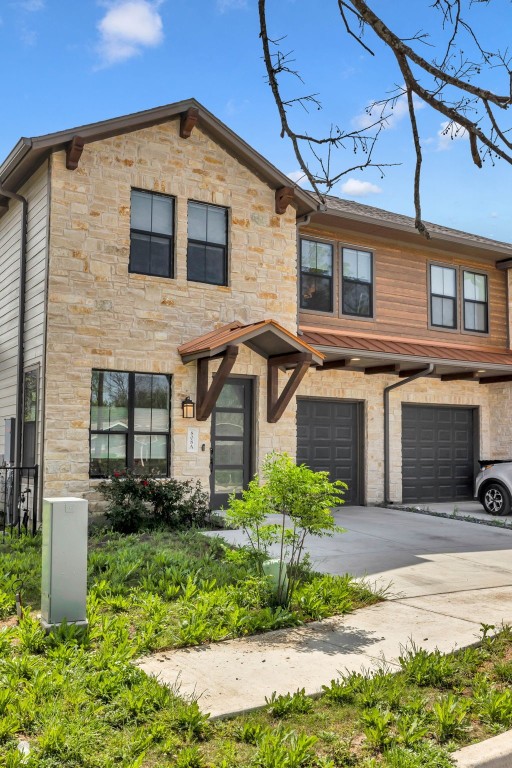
[275,186,295,215]
[196,345,239,421]
[180,107,199,139]
[267,352,312,423]
[66,136,85,171]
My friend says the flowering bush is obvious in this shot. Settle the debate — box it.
[98,471,210,533]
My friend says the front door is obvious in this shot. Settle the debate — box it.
[210,378,253,509]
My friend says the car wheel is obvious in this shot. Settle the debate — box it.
[482,483,511,516]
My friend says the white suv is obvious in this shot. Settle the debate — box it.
[475,460,512,516]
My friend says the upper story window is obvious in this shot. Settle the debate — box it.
[90,370,170,478]
[464,271,488,333]
[130,190,174,278]
[300,239,333,312]
[430,264,457,329]
[342,248,373,318]
[187,202,228,285]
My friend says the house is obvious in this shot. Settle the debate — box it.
[1,98,512,520]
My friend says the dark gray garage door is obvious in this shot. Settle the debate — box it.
[297,399,362,505]
[402,405,475,503]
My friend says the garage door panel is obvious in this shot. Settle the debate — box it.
[297,399,361,505]
[402,405,474,503]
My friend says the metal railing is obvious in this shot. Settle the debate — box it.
[0,465,39,537]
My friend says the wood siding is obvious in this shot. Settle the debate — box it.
[299,223,508,350]
[0,162,49,461]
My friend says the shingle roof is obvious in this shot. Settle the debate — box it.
[317,195,512,255]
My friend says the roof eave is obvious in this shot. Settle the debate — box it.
[0,98,316,216]
[312,207,512,259]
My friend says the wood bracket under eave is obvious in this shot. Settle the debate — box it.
[275,186,295,215]
[196,345,239,421]
[267,352,312,423]
[66,136,85,171]
[180,107,199,139]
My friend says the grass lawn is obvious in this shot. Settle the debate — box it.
[1,530,511,767]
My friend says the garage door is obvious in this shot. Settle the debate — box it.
[402,405,475,503]
[297,399,362,505]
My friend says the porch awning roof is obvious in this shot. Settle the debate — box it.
[179,320,324,366]
[301,326,512,381]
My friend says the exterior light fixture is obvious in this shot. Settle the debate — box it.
[351,357,361,362]
[477,369,486,373]
[182,396,195,419]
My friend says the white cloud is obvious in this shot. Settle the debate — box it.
[287,169,308,187]
[437,120,468,151]
[97,0,164,65]
[340,178,382,197]
[352,93,424,131]
[217,0,247,11]
[19,0,44,10]
[490,212,499,219]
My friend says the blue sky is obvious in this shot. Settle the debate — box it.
[1,0,511,241]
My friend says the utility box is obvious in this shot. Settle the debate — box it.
[41,497,88,630]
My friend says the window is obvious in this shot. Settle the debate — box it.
[130,190,174,277]
[22,368,38,467]
[430,265,457,329]
[90,370,170,478]
[464,271,488,333]
[300,239,333,312]
[187,201,228,285]
[342,248,373,317]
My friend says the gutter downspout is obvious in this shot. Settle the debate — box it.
[0,187,28,469]
[384,364,434,504]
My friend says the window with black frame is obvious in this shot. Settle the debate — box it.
[300,239,333,312]
[342,248,373,317]
[463,271,488,333]
[187,201,228,285]
[90,370,170,477]
[22,368,38,467]
[129,190,174,277]
[430,264,457,329]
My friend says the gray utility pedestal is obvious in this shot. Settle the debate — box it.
[41,497,88,631]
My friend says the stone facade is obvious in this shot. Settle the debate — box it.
[43,118,298,503]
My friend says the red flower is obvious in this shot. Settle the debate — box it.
[113,471,120,478]
[141,480,149,487]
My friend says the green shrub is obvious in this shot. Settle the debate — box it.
[98,471,210,533]
[226,452,345,606]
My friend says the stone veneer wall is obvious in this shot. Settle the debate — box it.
[298,368,493,504]
[43,119,298,504]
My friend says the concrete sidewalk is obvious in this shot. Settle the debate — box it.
[138,586,512,718]
[138,507,512,717]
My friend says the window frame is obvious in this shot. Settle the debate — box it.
[129,188,176,279]
[463,269,489,335]
[340,246,375,320]
[89,369,171,479]
[22,365,39,468]
[187,200,229,286]
[299,236,335,315]
[428,262,458,331]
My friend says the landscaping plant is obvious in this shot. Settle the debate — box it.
[98,471,210,533]
[226,452,346,605]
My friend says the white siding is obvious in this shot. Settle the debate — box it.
[0,162,49,462]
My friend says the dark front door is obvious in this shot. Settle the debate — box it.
[297,398,362,505]
[210,378,253,509]
[402,404,475,503]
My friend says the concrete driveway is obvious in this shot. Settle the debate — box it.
[214,505,512,607]
[140,507,512,716]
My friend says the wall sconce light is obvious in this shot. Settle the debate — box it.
[182,396,195,419]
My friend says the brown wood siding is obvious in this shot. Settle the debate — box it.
[299,224,508,350]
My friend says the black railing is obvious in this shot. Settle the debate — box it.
[0,465,39,537]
